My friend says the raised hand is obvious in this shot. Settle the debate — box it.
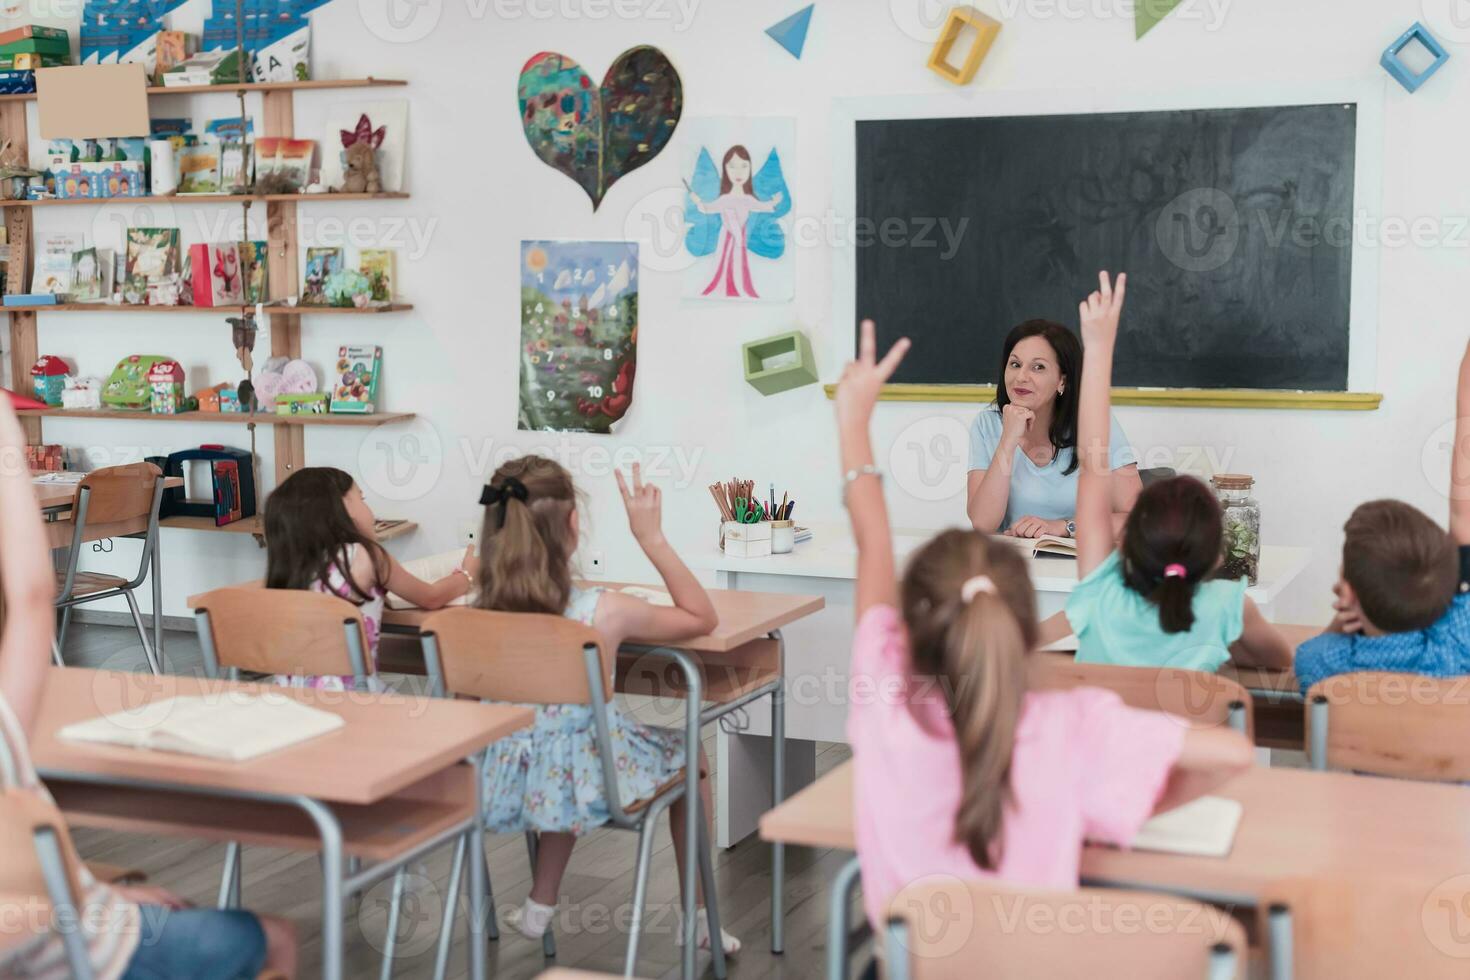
[615,462,664,548]
[836,319,910,432]
[999,403,1035,447]
[1078,270,1127,347]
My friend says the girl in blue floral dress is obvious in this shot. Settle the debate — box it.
[476,455,740,955]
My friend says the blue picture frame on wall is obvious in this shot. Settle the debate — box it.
[1381,22,1449,93]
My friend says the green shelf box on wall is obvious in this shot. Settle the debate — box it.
[743,330,818,395]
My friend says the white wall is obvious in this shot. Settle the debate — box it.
[22,0,1468,627]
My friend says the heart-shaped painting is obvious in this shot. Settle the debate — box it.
[518,46,683,211]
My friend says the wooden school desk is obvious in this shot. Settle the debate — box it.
[195,580,826,964]
[33,473,184,664]
[692,521,1312,847]
[28,667,533,980]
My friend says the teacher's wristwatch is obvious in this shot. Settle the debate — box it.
[1065,520,1076,538]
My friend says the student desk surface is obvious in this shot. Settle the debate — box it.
[30,667,533,980]
[34,474,184,549]
[759,760,1470,905]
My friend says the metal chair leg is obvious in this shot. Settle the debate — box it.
[123,590,161,675]
[379,867,406,980]
[432,835,468,980]
[57,605,74,655]
[50,638,64,667]
[696,803,728,980]
[624,797,673,977]
[218,842,241,908]
[524,831,555,959]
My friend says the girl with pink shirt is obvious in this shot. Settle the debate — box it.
[835,283,1252,939]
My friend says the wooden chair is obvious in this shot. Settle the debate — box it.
[1030,653,1254,739]
[420,607,726,979]
[0,786,103,979]
[53,463,166,674]
[884,877,1246,980]
[1263,875,1470,979]
[1306,672,1470,780]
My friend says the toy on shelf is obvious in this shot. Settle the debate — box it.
[336,114,383,194]
[1381,22,1449,93]
[150,446,257,528]
[219,387,243,412]
[195,383,226,412]
[147,360,185,414]
[252,356,317,409]
[188,243,244,307]
[102,354,175,410]
[324,268,374,307]
[61,376,102,410]
[30,355,69,406]
[329,344,381,413]
[227,313,258,408]
[927,6,1002,85]
[276,392,329,415]
[24,443,63,471]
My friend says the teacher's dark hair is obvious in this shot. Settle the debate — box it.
[993,319,1082,475]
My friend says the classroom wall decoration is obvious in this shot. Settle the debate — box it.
[765,4,814,59]
[520,240,639,434]
[518,46,682,211]
[681,116,795,302]
[1135,0,1184,39]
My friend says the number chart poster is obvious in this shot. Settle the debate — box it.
[519,241,639,434]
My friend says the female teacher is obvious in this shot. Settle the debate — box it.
[967,319,1142,538]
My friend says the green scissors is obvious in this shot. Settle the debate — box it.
[735,497,764,523]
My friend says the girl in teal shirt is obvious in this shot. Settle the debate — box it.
[1051,272,1293,674]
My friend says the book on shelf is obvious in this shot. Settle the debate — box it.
[59,694,345,762]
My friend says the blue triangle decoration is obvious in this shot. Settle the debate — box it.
[766,4,814,59]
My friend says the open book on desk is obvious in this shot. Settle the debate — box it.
[60,694,344,762]
[991,533,1077,559]
[1123,796,1243,858]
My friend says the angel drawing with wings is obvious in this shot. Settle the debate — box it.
[685,144,792,299]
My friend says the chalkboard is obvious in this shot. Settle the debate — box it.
[854,103,1358,391]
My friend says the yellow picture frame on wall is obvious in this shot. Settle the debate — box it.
[926,6,1002,85]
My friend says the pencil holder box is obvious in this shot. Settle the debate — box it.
[723,521,773,558]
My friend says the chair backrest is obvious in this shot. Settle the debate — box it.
[193,586,372,679]
[0,788,91,976]
[1263,875,1470,980]
[71,463,160,526]
[1306,672,1470,780]
[1030,653,1253,739]
[886,877,1246,980]
[420,607,613,705]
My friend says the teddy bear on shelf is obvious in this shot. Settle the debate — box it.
[337,113,385,194]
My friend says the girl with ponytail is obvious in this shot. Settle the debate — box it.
[264,466,474,689]
[474,454,741,955]
[840,308,1251,940]
[1048,272,1293,674]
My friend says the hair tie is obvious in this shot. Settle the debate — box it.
[1163,563,1188,580]
[960,575,997,603]
[480,476,530,527]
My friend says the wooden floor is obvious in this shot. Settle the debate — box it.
[56,622,856,979]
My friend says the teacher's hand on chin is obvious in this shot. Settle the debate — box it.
[1005,516,1069,539]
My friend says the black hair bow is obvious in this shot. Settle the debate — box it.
[480,477,530,527]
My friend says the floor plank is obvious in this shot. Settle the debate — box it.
[56,623,855,978]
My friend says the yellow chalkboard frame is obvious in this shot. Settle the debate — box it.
[821,384,1383,411]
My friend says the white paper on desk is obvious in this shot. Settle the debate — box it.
[59,695,344,762]
[1127,796,1243,858]
[619,586,674,606]
[387,550,472,609]
[32,472,85,485]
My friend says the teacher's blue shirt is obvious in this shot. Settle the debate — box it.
[967,406,1137,531]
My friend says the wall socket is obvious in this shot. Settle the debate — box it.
[459,521,479,546]
[587,550,605,575]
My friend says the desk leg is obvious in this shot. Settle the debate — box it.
[716,731,815,849]
[468,752,488,980]
[770,628,786,955]
[296,797,345,980]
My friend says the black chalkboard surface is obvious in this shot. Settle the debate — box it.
[855,103,1357,391]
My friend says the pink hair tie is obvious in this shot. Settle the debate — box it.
[1163,563,1188,580]
[961,575,997,603]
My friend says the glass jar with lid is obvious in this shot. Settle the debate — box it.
[1211,473,1259,585]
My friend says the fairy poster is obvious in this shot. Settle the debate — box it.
[681,117,795,302]
[519,241,639,434]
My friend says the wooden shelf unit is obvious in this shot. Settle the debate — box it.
[5,76,417,542]
[0,76,406,103]
[160,515,419,543]
[17,408,415,426]
[5,302,413,313]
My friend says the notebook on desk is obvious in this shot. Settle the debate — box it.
[1127,796,1243,858]
[991,533,1077,559]
[59,694,344,762]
